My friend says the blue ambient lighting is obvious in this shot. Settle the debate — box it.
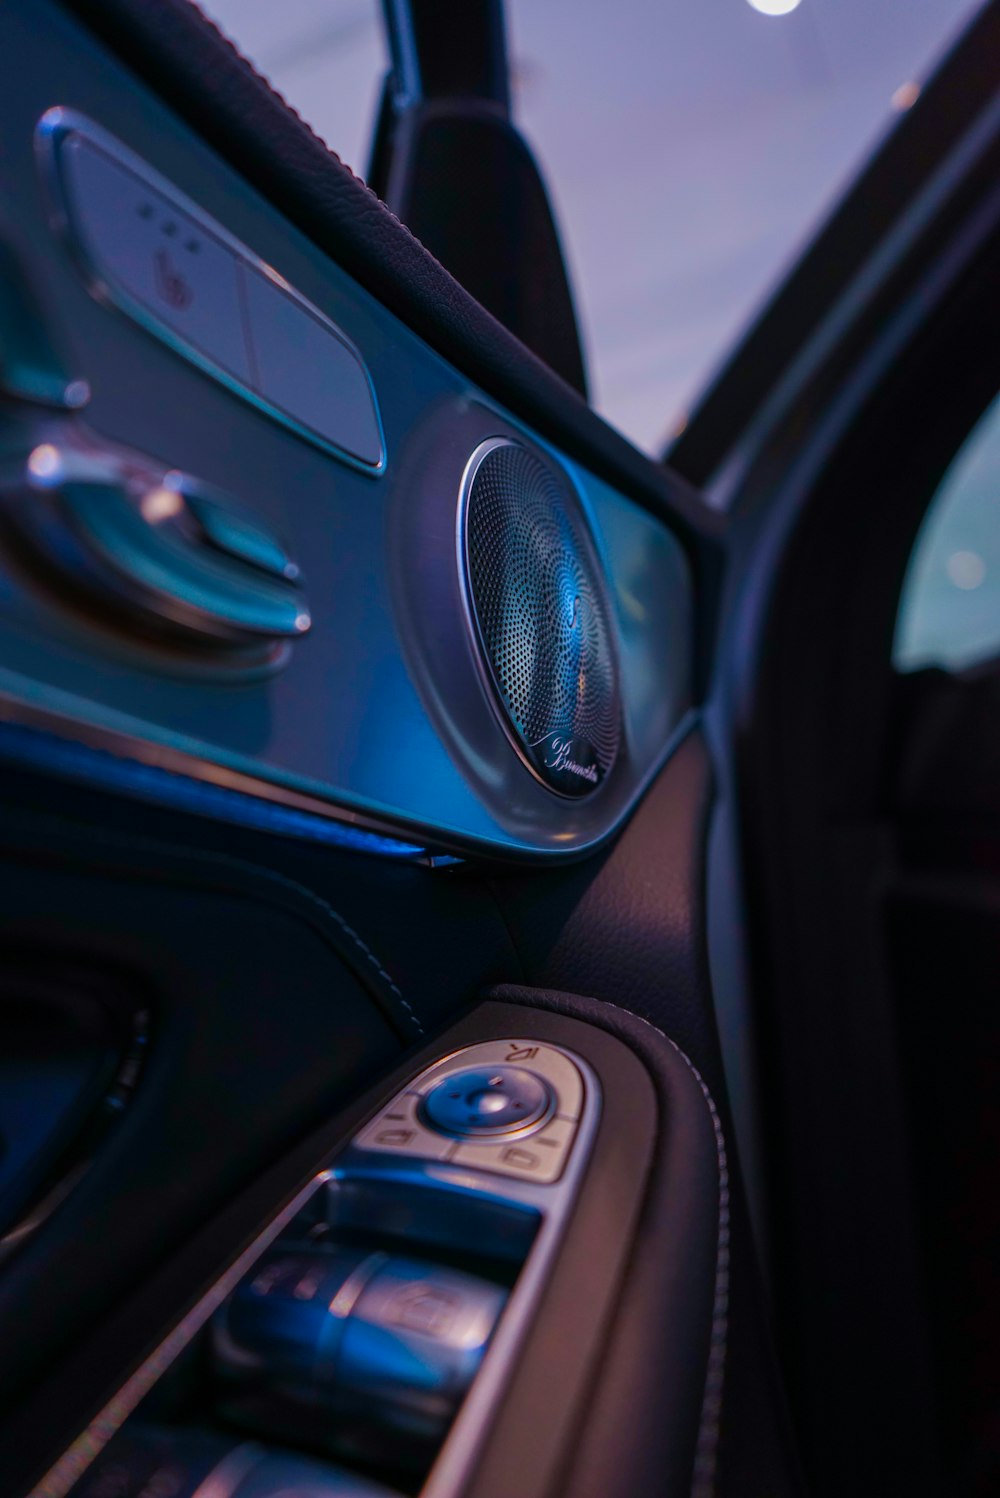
[0,721,430,860]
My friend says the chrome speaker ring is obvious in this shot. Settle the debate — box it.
[457,437,621,798]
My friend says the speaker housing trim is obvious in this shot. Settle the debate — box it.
[456,436,621,800]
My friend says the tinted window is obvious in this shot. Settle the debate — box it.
[895,392,1000,672]
[199,0,983,457]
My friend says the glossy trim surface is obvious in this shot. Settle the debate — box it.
[0,15,694,863]
[36,109,387,477]
[455,437,622,802]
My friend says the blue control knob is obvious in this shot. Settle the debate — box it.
[421,1066,554,1138]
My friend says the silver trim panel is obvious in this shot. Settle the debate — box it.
[36,110,386,476]
[343,1040,602,1498]
[0,51,692,861]
[455,437,621,801]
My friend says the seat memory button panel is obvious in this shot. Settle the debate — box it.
[58,132,254,385]
[242,265,383,468]
[43,111,385,473]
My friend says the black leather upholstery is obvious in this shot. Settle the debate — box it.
[488,730,724,1089]
[0,811,405,1418]
[490,985,802,1498]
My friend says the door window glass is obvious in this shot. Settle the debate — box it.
[198,0,982,458]
[894,392,1000,672]
[505,0,983,453]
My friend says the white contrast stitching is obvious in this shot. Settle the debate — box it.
[590,998,730,1498]
[3,817,424,1036]
[233,862,424,1036]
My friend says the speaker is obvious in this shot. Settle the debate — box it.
[459,438,621,797]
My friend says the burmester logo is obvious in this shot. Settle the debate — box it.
[529,732,599,784]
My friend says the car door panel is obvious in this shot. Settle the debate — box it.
[0,4,775,1495]
[8,0,994,1494]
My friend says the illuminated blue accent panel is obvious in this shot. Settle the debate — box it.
[0,0,695,862]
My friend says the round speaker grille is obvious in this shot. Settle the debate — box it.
[460,438,620,797]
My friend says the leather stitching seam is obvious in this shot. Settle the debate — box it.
[184,0,434,246]
[0,814,423,1036]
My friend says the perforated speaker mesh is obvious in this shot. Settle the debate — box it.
[461,438,620,797]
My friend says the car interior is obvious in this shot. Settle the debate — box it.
[0,2,997,1496]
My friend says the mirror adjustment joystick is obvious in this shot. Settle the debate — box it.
[354,1038,585,1181]
[421,1065,554,1138]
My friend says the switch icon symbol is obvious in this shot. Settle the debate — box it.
[501,1146,540,1171]
[154,247,193,310]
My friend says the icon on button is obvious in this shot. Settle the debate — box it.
[153,247,194,310]
[384,1283,461,1338]
[500,1146,541,1171]
[373,1127,415,1147]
